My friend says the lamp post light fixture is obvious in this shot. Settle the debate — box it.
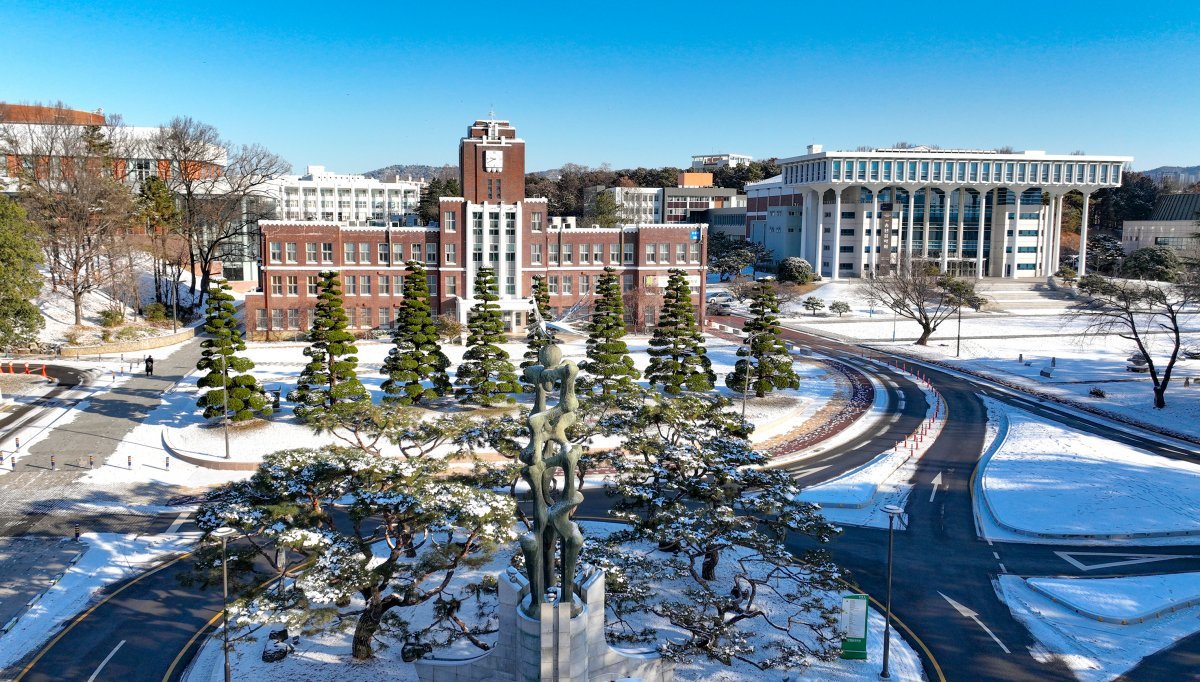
[880,504,904,679]
[211,526,238,682]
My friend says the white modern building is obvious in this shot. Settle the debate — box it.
[270,165,425,226]
[605,186,662,223]
[774,145,1133,279]
[691,153,753,171]
[1122,193,1200,254]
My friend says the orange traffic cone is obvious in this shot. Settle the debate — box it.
[23,363,30,374]
[40,365,48,379]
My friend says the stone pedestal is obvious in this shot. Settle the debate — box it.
[415,565,672,682]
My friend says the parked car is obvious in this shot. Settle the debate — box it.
[709,301,734,315]
[707,291,735,304]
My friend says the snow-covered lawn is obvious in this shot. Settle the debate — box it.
[184,522,925,682]
[0,533,194,671]
[996,572,1200,682]
[977,399,1200,544]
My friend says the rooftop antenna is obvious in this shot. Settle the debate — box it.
[488,105,495,120]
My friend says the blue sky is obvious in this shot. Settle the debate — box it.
[6,1,1198,174]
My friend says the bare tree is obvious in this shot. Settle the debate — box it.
[1,106,138,325]
[1072,273,1199,409]
[151,117,289,309]
[858,259,979,345]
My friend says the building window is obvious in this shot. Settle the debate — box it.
[531,212,543,232]
[446,275,457,296]
[411,243,421,261]
[489,243,499,262]
[472,211,483,230]
[360,275,371,295]
[473,242,483,262]
[487,179,493,200]
[379,243,390,264]
[580,275,590,295]
[506,242,516,262]
[427,274,438,296]
[689,243,701,263]
[548,276,559,294]
[579,243,590,264]
[270,276,282,296]
[645,244,656,263]
[446,243,457,263]
[610,243,619,264]
[271,309,284,329]
[379,275,390,295]
[288,308,299,330]
[840,245,854,253]
[562,276,573,295]
[426,242,436,264]
[622,274,634,292]
[380,308,391,329]
[388,243,400,264]
[307,276,319,295]
[359,242,370,264]
[675,243,686,263]
[285,242,297,263]
[840,228,855,236]
[624,243,634,264]
[322,243,333,263]
[549,244,559,265]
[344,243,356,264]
[505,275,515,295]
[286,276,298,296]
[347,307,357,327]
[489,212,500,236]
[346,276,357,295]
[562,243,573,264]
[1017,263,1036,271]
[531,243,542,264]
[255,309,266,330]
[1017,246,1038,253]
[306,243,318,263]
[444,211,456,232]
[393,275,404,292]
[658,243,669,263]
[269,242,282,263]
[505,212,516,234]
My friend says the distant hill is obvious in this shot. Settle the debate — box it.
[1141,165,1200,185]
[362,164,457,182]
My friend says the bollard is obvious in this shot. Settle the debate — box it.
[50,454,56,470]
[165,456,170,470]
[127,454,132,470]
[74,523,80,541]
[1019,353,1024,363]
[88,455,94,469]
[1051,357,1057,368]
[11,457,15,471]
[15,437,19,450]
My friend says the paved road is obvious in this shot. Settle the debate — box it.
[765,322,1200,682]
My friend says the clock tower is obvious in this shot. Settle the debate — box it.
[459,118,526,203]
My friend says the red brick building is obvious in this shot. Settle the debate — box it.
[244,119,708,340]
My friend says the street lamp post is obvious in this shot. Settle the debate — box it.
[880,504,904,679]
[211,526,238,682]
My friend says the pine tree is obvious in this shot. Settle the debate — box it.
[725,283,800,398]
[0,197,44,350]
[582,267,640,395]
[455,267,518,405]
[196,280,272,422]
[381,261,451,405]
[288,271,369,421]
[519,274,557,392]
[645,269,713,394]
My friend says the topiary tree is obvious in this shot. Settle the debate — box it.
[581,266,640,395]
[196,280,272,422]
[519,274,558,393]
[1120,246,1183,283]
[455,267,519,405]
[288,272,369,422]
[381,261,452,405]
[777,256,813,284]
[725,283,800,398]
[645,269,713,394]
[802,296,825,316]
[829,300,851,317]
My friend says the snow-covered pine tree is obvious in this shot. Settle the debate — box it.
[454,267,519,405]
[596,392,843,671]
[582,266,640,395]
[195,280,272,422]
[519,274,557,393]
[380,261,451,405]
[645,268,713,394]
[288,271,369,421]
[195,408,515,661]
[724,282,800,397]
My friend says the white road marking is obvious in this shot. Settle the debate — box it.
[929,472,944,502]
[992,552,1000,560]
[166,512,191,534]
[87,639,126,682]
[939,592,1010,654]
[1054,551,1199,572]
[999,563,1008,574]
[792,465,831,478]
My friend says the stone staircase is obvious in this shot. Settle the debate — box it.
[975,278,1077,312]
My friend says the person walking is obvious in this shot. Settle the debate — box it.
[145,355,154,376]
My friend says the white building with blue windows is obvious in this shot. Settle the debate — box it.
[758,145,1132,279]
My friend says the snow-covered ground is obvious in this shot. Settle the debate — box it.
[976,398,1200,545]
[0,533,195,671]
[996,572,1200,682]
[184,522,924,682]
